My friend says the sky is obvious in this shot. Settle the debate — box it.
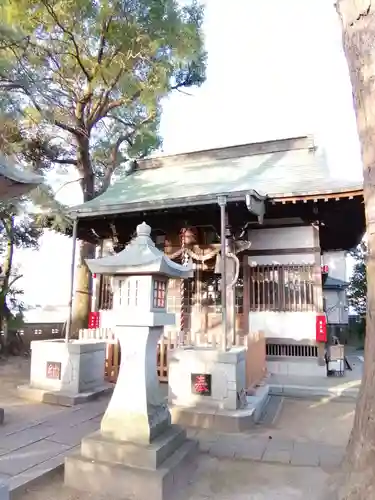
[18,0,363,316]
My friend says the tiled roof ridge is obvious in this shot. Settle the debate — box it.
[137,135,315,171]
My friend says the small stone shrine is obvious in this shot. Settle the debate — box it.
[65,222,197,500]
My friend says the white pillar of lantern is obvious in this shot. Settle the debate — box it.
[101,272,173,442]
[65,222,197,500]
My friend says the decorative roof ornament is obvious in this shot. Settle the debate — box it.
[86,221,194,278]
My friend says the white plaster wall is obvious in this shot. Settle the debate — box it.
[249,311,317,341]
[322,251,347,280]
[324,289,348,325]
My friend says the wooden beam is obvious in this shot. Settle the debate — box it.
[272,189,363,203]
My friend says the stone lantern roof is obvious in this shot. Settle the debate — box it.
[86,221,193,278]
[0,154,43,200]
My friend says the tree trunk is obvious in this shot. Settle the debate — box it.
[325,2,375,498]
[71,240,95,334]
[0,216,14,345]
[71,139,96,334]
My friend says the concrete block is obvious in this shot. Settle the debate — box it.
[262,447,291,465]
[246,384,270,423]
[28,339,106,395]
[267,358,326,378]
[233,437,268,461]
[65,439,198,500]
[168,346,247,411]
[170,405,255,433]
[81,425,186,469]
[17,383,112,407]
[0,481,9,500]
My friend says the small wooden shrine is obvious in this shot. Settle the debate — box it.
[72,135,364,382]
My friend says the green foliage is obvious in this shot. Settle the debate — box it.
[347,241,367,317]
[0,208,43,323]
[0,0,207,198]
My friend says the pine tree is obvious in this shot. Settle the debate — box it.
[0,0,206,330]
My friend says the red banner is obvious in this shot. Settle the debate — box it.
[316,314,327,343]
[88,311,100,329]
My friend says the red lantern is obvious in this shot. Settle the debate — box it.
[92,273,97,279]
[316,314,327,342]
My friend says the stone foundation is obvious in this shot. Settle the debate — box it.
[267,357,326,377]
[18,339,110,406]
[168,346,247,411]
[167,346,264,432]
[65,425,198,500]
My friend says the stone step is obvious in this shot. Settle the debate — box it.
[81,425,187,469]
[171,405,256,433]
[65,438,198,500]
[257,396,284,426]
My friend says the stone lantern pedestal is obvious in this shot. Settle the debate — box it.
[65,222,197,500]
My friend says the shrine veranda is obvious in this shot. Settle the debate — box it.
[71,135,364,380]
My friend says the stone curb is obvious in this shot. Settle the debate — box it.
[269,384,359,401]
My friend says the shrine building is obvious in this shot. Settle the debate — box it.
[71,135,364,380]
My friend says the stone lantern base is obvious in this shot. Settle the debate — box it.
[65,425,197,500]
[18,339,111,406]
[65,326,198,500]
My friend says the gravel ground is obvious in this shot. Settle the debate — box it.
[14,456,329,500]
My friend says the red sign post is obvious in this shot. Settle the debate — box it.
[316,314,327,342]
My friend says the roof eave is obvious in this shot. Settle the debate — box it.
[70,189,267,219]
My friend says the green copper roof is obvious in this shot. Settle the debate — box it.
[72,137,363,218]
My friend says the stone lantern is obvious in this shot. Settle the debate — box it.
[65,222,197,500]
[0,154,43,201]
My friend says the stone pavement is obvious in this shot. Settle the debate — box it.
[0,396,109,493]
[0,393,345,496]
[188,429,344,470]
